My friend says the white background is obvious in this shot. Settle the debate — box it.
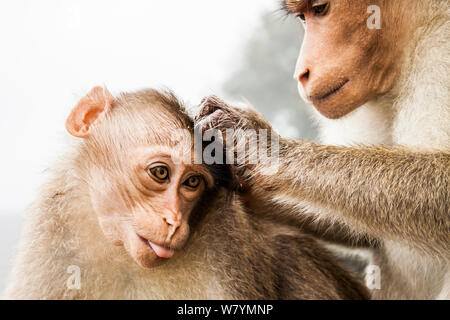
[0,0,279,215]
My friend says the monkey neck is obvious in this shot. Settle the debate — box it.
[389,1,450,149]
[316,2,449,149]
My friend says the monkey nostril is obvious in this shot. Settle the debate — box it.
[163,216,181,228]
[164,216,182,241]
[298,69,310,85]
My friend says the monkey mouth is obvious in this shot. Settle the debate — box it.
[138,235,175,259]
[312,80,349,102]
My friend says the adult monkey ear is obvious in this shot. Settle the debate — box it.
[66,86,114,138]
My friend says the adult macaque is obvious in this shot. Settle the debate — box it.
[196,0,449,299]
[3,87,368,300]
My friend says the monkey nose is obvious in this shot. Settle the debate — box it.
[163,213,182,239]
[298,69,310,87]
[164,216,181,228]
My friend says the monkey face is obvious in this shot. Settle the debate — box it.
[284,0,407,119]
[88,145,214,268]
[66,87,214,268]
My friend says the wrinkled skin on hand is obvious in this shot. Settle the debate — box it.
[195,96,273,133]
[195,96,280,194]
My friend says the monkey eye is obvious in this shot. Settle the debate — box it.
[183,176,202,189]
[297,13,306,22]
[149,166,170,181]
[312,3,329,16]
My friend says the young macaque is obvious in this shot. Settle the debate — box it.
[3,87,368,300]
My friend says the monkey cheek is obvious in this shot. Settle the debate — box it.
[99,225,124,247]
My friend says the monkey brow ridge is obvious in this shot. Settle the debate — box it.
[283,0,309,13]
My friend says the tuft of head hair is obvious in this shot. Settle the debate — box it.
[113,89,193,131]
[84,89,192,151]
[281,0,309,14]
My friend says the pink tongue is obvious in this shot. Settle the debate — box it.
[148,241,174,259]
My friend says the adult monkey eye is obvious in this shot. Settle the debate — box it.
[149,166,169,181]
[297,13,306,22]
[312,2,329,16]
[183,176,202,189]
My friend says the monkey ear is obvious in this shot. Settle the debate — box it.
[66,86,114,138]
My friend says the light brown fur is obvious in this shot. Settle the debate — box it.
[3,89,368,300]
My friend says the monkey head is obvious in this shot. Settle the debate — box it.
[65,87,215,268]
[284,0,411,119]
